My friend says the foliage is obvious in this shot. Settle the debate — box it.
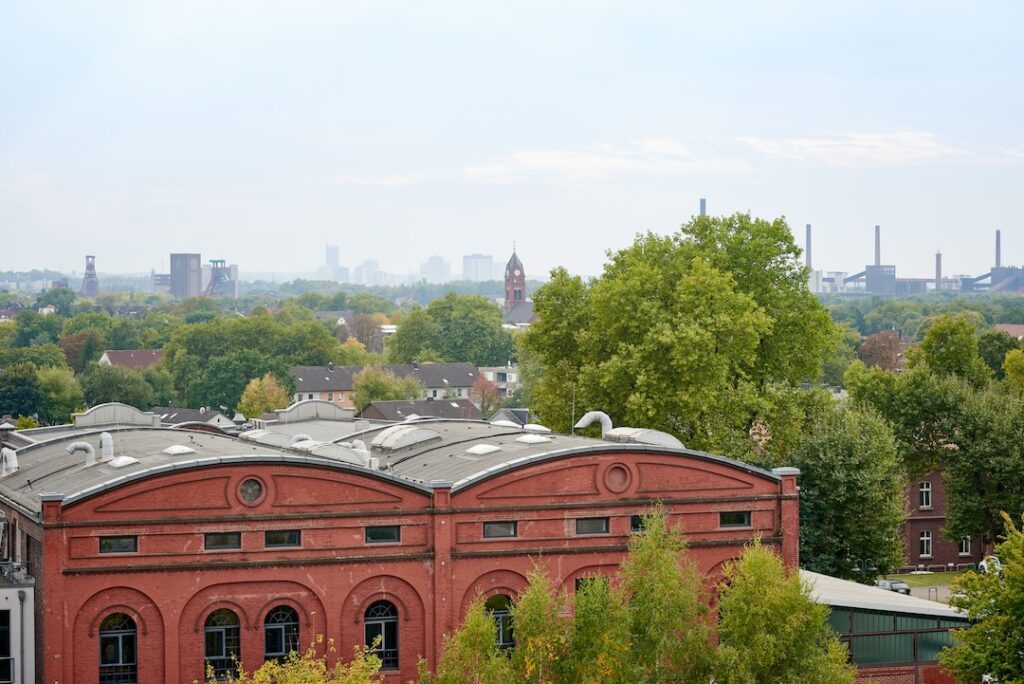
[979,329,1020,380]
[561,575,634,684]
[520,214,835,458]
[60,329,106,373]
[388,294,514,366]
[13,415,40,429]
[0,343,68,369]
[0,362,43,419]
[858,330,900,371]
[186,350,292,414]
[786,402,906,579]
[352,367,425,412]
[821,324,860,387]
[424,596,511,684]
[908,314,990,387]
[37,366,84,425]
[81,364,154,410]
[470,376,500,416]
[716,542,855,684]
[1004,348,1024,390]
[507,566,569,684]
[387,308,442,363]
[237,373,292,419]
[35,287,76,317]
[214,637,382,683]
[941,512,1024,683]
[346,313,389,350]
[12,309,63,346]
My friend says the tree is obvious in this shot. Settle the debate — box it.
[561,575,634,684]
[387,308,441,363]
[60,329,106,374]
[0,343,69,369]
[348,313,389,349]
[508,566,569,684]
[858,331,900,371]
[237,373,292,419]
[81,365,154,410]
[821,324,860,386]
[215,638,382,684]
[12,309,63,346]
[35,287,76,317]
[389,295,514,367]
[37,366,84,425]
[716,542,855,684]
[979,329,1020,380]
[187,350,291,414]
[353,367,424,412]
[941,512,1024,683]
[0,362,43,419]
[909,314,990,387]
[788,402,906,579]
[469,376,499,416]
[619,508,714,682]
[423,596,511,684]
[1004,348,1024,390]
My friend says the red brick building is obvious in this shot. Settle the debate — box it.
[0,410,799,683]
[901,470,984,573]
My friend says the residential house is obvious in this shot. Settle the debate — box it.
[358,398,482,421]
[290,363,479,409]
[97,349,165,370]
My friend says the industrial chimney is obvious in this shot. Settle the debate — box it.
[874,225,881,266]
[699,198,707,217]
[935,250,942,290]
[805,224,812,269]
[997,229,1002,268]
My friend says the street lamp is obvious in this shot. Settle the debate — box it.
[851,557,878,581]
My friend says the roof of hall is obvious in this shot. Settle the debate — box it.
[0,418,782,518]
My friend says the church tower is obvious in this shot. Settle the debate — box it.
[504,249,526,311]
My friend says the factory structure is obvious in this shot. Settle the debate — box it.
[151,253,239,298]
[806,225,1022,296]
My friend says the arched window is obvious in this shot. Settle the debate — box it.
[485,595,514,649]
[204,609,240,680]
[99,613,136,684]
[364,601,398,670]
[264,606,299,662]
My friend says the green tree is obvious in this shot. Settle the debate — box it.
[979,329,1020,380]
[0,343,69,369]
[508,566,569,684]
[81,365,154,410]
[909,314,990,387]
[35,287,76,317]
[1004,348,1024,390]
[941,512,1024,683]
[619,508,714,682]
[789,402,906,579]
[388,308,441,363]
[237,373,292,419]
[12,310,63,346]
[821,324,860,386]
[37,366,84,424]
[143,366,176,407]
[60,329,106,374]
[716,542,855,684]
[187,350,291,413]
[353,367,425,412]
[216,638,382,684]
[0,362,43,419]
[423,596,511,684]
[561,575,634,684]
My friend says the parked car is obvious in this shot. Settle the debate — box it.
[979,556,1003,577]
[875,579,912,595]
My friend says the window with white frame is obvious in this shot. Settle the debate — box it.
[919,530,933,558]
[959,537,971,556]
[919,482,932,509]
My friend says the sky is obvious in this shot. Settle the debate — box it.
[1,1,1022,281]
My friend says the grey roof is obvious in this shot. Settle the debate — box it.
[315,310,355,323]
[291,363,478,393]
[502,301,535,325]
[360,399,482,421]
[801,570,964,619]
[151,406,228,425]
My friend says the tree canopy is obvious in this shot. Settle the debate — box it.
[388,293,515,367]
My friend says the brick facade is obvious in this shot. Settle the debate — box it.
[902,470,984,572]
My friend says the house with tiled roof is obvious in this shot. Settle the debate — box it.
[98,349,164,370]
[290,362,479,410]
[358,398,482,421]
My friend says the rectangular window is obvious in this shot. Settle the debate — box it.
[99,536,137,554]
[959,537,971,556]
[719,511,752,528]
[483,521,517,538]
[365,526,401,544]
[327,393,333,402]
[919,482,932,509]
[630,515,646,533]
[919,530,933,558]
[205,532,241,550]
[265,530,301,548]
[575,517,609,535]
[307,393,313,400]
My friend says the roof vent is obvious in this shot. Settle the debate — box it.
[290,433,313,445]
[465,443,502,456]
[516,434,552,444]
[574,411,613,437]
[0,447,18,476]
[603,427,684,449]
[162,444,196,456]
[110,455,139,468]
[67,441,96,466]
[99,432,114,461]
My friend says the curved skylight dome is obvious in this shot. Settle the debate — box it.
[603,427,684,449]
[371,425,442,451]
[162,444,196,456]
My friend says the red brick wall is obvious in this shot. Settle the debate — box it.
[903,470,984,572]
[856,663,957,684]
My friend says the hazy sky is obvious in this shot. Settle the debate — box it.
[2,1,1021,280]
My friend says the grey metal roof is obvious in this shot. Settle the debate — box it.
[290,363,479,393]
[801,570,964,619]
[359,399,482,421]
[502,301,535,325]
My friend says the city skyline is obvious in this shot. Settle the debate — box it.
[2,2,1022,280]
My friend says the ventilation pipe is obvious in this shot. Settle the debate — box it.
[0,448,17,476]
[290,433,313,445]
[99,432,114,461]
[67,441,96,466]
[574,411,613,437]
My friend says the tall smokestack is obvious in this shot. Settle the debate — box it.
[935,250,942,289]
[805,224,812,269]
[997,229,1002,268]
[699,198,707,216]
[874,225,881,266]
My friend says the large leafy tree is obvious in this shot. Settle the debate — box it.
[81,365,154,410]
[858,330,900,371]
[979,329,1020,380]
[236,373,292,419]
[508,566,569,684]
[941,513,1024,683]
[37,366,84,425]
[353,367,425,412]
[788,402,906,578]
[389,294,514,366]
[716,542,855,684]
[521,214,836,458]
[422,596,511,684]
[0,362,43,419]
[908,314,990,387]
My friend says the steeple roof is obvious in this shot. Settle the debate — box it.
[506,250,523,272]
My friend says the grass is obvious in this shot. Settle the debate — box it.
[882,570,968,588]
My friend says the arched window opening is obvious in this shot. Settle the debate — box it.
[485,595,514,649]
[364,601,398,670]
[264,606,299,662]
[204,609,240,680]
[99,613,137,684]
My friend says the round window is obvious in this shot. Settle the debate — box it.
[239,478,263,503]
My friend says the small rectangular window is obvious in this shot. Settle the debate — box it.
[205,532,241,550]
[483,521,517,538]
[630,515,646,533]
[365,526,401,543]
[959,537,971,556]
[265,530,301,548]
[719,511,752,528]
[576,517,609,535]
[327,393,333,402]
[99,536,137,553]
[307,393,313,400]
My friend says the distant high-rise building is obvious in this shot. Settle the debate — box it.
[326,244,339,269]
[170,253,202,298]
[353,260,383,286]
[420,256,450,284]
[463,254,494,282]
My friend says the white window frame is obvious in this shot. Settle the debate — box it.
[919,481,932,509]
[919,530,933,558]
[959,537,971,557]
